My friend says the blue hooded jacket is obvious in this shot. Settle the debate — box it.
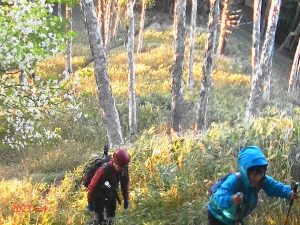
[207,146,292,225]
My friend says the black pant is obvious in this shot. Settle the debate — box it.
[94,196,117,225]
[208,210,227,225]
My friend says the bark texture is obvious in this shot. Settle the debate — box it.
[80,0,123,147]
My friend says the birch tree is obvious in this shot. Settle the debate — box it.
[245,0,282,120]
[95,0,103,36]
[262,47,274,100]
[58,3,62,18]
[288,37,300,94]
[187,0,197,88]
[104,0,112,48]
[197,0,220,131]
[112,0,120,41]
[252,0,262,78]
[261,0,281,101]
[127,0,137,137]
[64,5,73,80]
[95,0,119,49]
[80,0,123,147]
[96,0,106,45]
[137,0,147,54]
[171,0,187,132]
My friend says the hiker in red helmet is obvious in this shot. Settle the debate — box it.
[87,148,130,225]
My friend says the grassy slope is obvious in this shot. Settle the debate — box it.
[1,7,300,225]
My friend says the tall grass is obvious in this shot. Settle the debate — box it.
[1,30,299,225]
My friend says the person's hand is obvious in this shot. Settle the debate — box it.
[232,192,243,205]
[87,202,94,212]
[124,198,129,209]
[290,191,298,200]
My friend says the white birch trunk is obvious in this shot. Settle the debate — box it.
[58,3,62,19]
[127,0,137,137]
[64,6,73,80]
[108,0,115,46]
[197,0,220,131]
[171,0,187,132]
[100,0,105,44]
[137,0,146,54]
[96,0,101,24]
[104,0,112,48]
[252,0,262,78]
[262,47,274,100]
[288,37,300,94]
[80,0,123,147]
[245,0,281,121]
[187,0,197,88]
[112,0,120,41]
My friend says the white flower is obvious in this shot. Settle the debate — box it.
[23,27,32,35]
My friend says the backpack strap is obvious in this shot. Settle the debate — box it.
[102,162,110,173]
[234,172,242,192]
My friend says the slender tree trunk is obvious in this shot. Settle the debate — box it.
[96,0,101,24]
[104,0,112,48]
[262,0,281,101]
[64,6,73,80]
[96,0,105,45]
[80,0,123,147]
[288,37,300,94]
[127,0,137,138]
[58,3,62,18]
[100,0,106,44]
[137,0,146,54]
[262,47,274,100]
[171,0,187,132]
[218,0,229,55]
[245,0,281,121]
[173,0,178,33]
[187,0,197,88]
[169,0,175,15]
[112,0,120,41]
[197,0,220,131]
[252,0,262,78]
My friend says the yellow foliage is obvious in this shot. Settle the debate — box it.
[267,217,276,225]
[0,171,88,225]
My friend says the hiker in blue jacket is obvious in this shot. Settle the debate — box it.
[207,146,298,225]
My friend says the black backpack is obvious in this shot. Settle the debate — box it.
[82,145,111,188]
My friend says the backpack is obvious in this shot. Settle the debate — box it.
[82,145,110,188]
[209,172,241,196]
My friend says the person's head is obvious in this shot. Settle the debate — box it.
[247,165,267,187]
[112,148,130,172]
[238,146,268,188]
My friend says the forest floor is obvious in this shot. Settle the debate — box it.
[1,0,298,206]
[1,5,300,225]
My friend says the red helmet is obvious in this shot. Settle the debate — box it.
[113,148,130,167]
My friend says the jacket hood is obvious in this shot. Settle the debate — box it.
[238,146,268,188]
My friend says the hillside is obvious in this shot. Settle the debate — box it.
[1,5,300,225]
